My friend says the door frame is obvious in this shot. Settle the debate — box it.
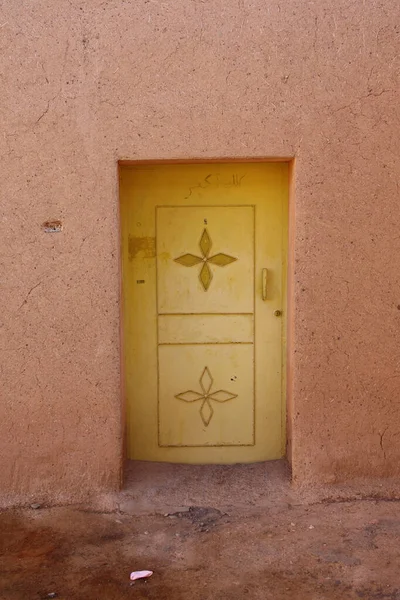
[118,157,295,480]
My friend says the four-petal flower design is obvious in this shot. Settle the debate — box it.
[174,228,237,291]
[175,367,237,426]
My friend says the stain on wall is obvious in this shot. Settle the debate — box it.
[1,0,400,504]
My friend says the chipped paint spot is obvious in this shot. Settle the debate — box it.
[128,236,156,260]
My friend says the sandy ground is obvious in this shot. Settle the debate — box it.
[1,462,400,600]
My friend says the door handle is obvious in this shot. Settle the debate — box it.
[262,268,268,301]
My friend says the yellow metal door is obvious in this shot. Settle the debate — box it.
[120,163,288,463]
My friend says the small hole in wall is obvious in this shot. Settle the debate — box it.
[42,220,62,233]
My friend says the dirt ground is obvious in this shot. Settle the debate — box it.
[2,463,400,600]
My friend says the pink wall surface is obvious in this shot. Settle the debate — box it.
[1,0,400,505]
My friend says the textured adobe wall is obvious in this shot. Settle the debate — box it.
[1,0,400,504]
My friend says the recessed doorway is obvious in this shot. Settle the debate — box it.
[119,162,289,464]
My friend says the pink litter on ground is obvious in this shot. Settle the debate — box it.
[130,570,153,581]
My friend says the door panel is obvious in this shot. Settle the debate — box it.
[158,314,254,344]
[120,162,288,463]
[157,206,254,313]
[158,344,254,447]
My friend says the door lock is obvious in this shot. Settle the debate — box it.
[274,310,282,317]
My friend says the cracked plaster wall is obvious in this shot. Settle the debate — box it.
[1,0,400,505]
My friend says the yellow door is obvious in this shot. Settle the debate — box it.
[120,163,288,463]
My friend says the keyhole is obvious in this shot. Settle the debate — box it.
[204,218,207,225]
